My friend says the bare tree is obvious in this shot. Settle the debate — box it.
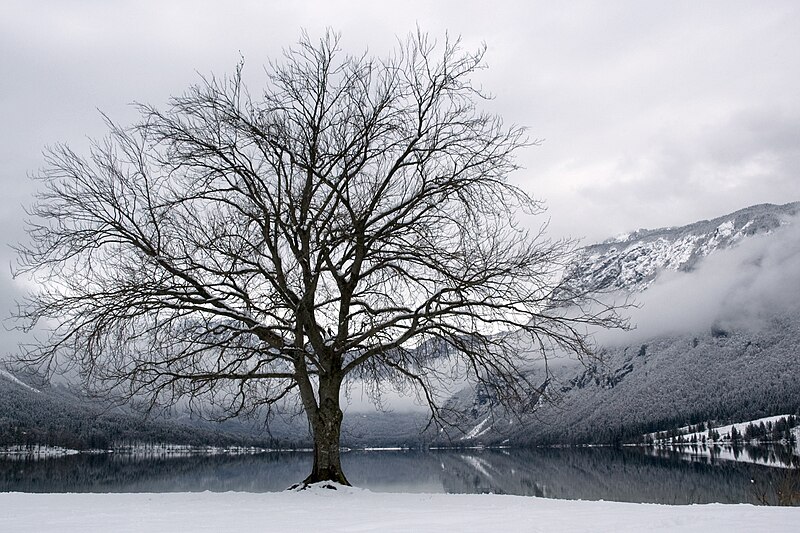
[14,30,622,486]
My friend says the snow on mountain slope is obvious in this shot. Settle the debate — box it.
[568,202,800,292]
[0,369,40,394]
[450,202,800,446]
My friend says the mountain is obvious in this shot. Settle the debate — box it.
[510,313,800,445]
[0,365,435,449]
[0,369,304,450]
[450,202,800,446]
[568,202,800,292]
[4,202,799,449]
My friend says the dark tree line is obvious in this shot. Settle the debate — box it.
[0,380,289,450]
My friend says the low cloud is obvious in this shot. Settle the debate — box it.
[597,215,800,345]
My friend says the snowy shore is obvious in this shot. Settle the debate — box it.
[2,486,798,532]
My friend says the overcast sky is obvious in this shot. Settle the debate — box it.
[4,1,800,240]
[2,1,799,352]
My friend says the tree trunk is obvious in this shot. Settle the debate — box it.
[301,376,350,487]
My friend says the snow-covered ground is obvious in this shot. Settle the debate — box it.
[679,415,795,443]
[1,486,798,532]
[0,444,81,458]
[0,443,278,460]
[646,414,797,444]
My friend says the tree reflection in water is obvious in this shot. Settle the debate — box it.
[0,446,797,505]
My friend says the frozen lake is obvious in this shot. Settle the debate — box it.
[1,446,797,505]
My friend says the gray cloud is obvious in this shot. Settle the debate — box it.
[3,2,799,241]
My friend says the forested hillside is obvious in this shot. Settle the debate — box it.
[0,372,303,449]
[0,368,436,449]
[513,313,800,444]
[449,202,800,446]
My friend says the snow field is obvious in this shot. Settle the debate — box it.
[679,415,796,443]
[1,487,798,533]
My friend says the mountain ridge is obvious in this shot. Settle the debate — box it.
[569,201,800,292]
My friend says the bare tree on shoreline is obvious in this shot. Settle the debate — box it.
[14,30,623,486]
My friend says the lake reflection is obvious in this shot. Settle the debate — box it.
[1,447,797,505]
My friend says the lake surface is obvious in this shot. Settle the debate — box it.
[1,445,798,505]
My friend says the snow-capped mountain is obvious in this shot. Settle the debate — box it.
[568,202,800,292]
[448,202,800,446]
